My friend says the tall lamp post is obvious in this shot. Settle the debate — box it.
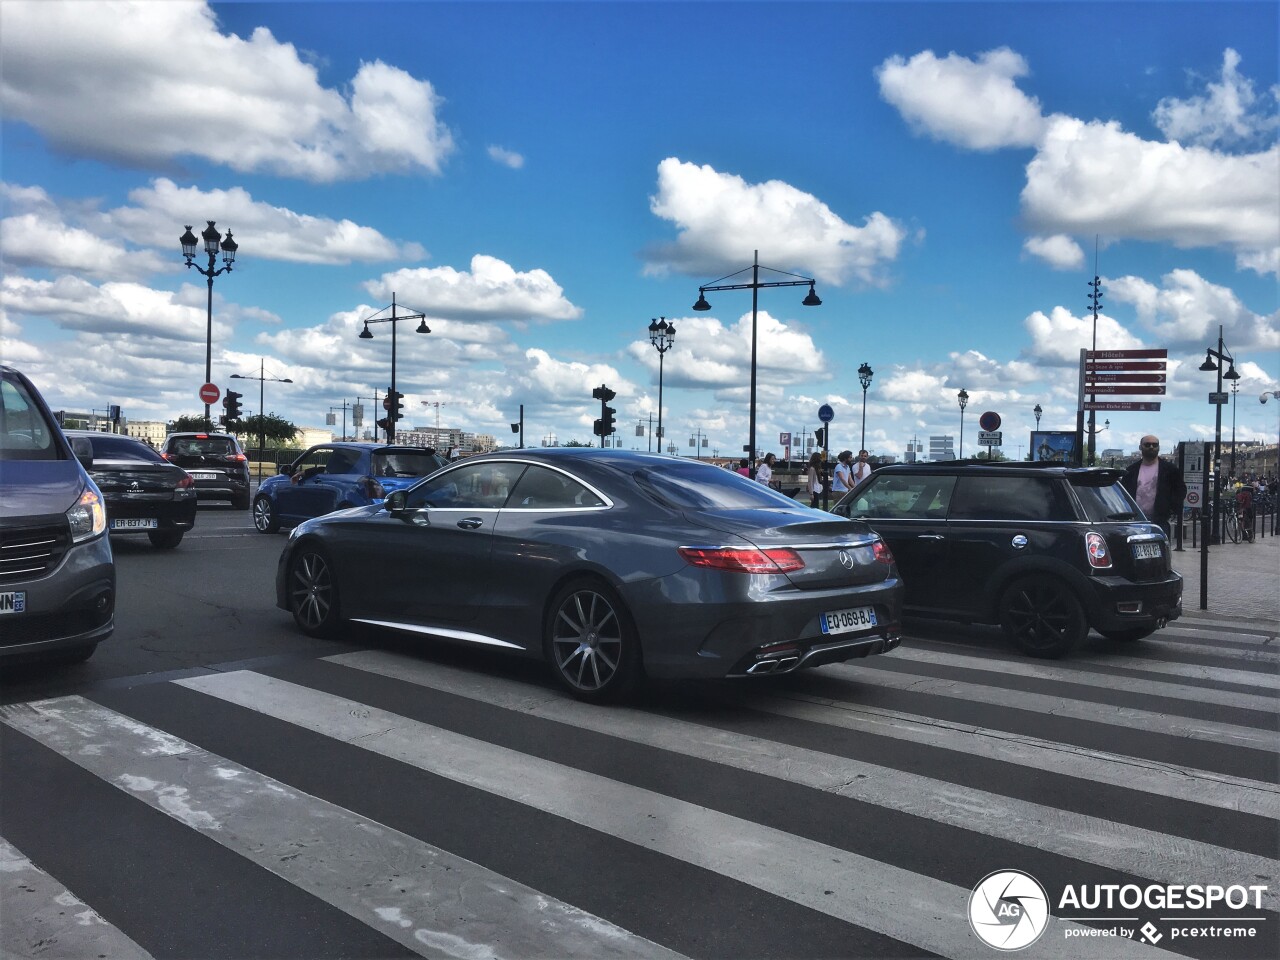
[957,389,969,460]
[857,362,874,452]
[1086,273,1103,464]
[1033,403,1042,429]
[1198,323,1240,543]
[358,292,430,442]
[180,222,238,429]
[230,359,292,464]
[694,250,821,476]
[647,317,676,453]
[1228,379,1240,476]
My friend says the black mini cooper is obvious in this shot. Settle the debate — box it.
[832,462,1182,657]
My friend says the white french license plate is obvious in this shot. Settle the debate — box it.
[821,605,878,635]
[111,518,158,530]
[1132,542,1162,560]
[191,472,218,480]
[0,591,27,615]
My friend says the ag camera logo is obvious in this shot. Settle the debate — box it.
[969,870,1050,950]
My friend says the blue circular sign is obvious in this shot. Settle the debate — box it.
[818,404,835,423]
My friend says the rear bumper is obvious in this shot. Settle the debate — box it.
[1086,571,1183,631]
[104,497,197,533]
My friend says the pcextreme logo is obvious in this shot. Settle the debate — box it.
[969,870,1050,951]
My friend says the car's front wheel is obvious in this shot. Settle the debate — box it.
[253,495,280,533]
[998,575,1088,658]
[148,530,183,549]
[288,544,341,638]
[545,579,640,703]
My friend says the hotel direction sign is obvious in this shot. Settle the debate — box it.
[1086,373,1166,383]
[1086,361,1166,371]
[1085,349,1167,360]
[1083,384,1166,395]
[1084,401,1163,411]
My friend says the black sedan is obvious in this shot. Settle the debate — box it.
[276,449,904,701]
[65,431,197,549]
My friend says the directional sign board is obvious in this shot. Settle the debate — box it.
[1209,392,1230,404]
[1086,349,1168,360]
[198,382,220,405]
[1085,373,1166,383]
[1084,401,1162,411]
[978,430,1002,446]
[1082,348,1166,410]
[1083,384,1166,395]
[1086,361,1166,371]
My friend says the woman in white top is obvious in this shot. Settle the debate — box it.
[805,451,823,507]
[755,452,775,486]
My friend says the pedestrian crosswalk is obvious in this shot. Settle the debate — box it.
[2,616,1277,959]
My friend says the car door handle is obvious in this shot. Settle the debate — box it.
[916,534,945,541]
[456,517,484,529]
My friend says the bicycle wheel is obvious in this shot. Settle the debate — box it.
[1222,507,1241,544]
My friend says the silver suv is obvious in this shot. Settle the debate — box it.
[0,365,115,664]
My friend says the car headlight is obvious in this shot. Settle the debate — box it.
[68,487,107,542]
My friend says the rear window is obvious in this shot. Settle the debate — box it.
[168,435,238,456]
[949,476,1078,522]
[88,435,164,462]
[631,462,799,511]
[0,375,60,461]
[371,450,447,478]
[1073,480,1144,522]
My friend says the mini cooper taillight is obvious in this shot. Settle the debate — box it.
[678,546,805,573]
[1085,531,1112,569]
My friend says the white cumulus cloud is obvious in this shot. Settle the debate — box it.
[365,256,583,323]
[1153,48,1280,149]
[1023,234,1085,270]
[487,146,525,169]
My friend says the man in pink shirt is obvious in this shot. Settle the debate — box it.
[1119,435,1186,538]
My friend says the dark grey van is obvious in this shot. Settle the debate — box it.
[0,365,115,663]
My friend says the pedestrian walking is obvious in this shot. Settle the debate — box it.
[806,451,823,508]
[832,450,853,497]
[755,453,775,486]
[1120,435,1187,539]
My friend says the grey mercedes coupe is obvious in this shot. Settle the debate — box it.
[276,448,903,702]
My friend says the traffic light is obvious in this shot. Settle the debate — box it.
[387,389,404,423]
[223,389,243,421]
[591,384,617,446]
[815,426,827,450]
[376,416,391,434]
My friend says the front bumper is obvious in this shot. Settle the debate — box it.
[0,534,115,658]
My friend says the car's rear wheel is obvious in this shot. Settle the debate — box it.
[288,544,341,638]
[253,495,280,533]
[998,575,1088,658]
[1099,626,1157,643]
[148,530,183,549]
[545,579,640,702]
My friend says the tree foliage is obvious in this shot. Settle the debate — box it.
[168,414,212,433]
[237,413,300,448]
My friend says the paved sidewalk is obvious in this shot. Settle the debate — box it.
[1170,521,1280,626]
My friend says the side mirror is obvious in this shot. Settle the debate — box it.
[385,489,407,513]
[70,436,93,468]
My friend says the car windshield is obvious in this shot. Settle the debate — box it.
[0,375,60,461]
[371,451,446,478]
[88,435,165,462]
[1073,479,1144,522]
[631,462,800,511]
[171,436,237,456]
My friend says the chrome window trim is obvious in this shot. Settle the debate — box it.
[425,458,615,510]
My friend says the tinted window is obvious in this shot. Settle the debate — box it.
[371,450,446,478]
[509,465,605,508]
[88,435,165,462]
[293,448,332,474]
[949,476,1077,521]
[408,461,527,509]
[1074,480,1143,522]
[0,376,59,460]
[846,475,957,519]
[168,435,239,456]
[632,462,798,510]
[325,450,360,475]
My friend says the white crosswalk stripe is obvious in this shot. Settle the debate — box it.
[2,628,1275,960]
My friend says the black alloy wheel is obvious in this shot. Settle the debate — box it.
[147,530,184,549]
[253,495,280,534]
[545,580,639,702]
[998,575,1088,658]
[289,545,341,638]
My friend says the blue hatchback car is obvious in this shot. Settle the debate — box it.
[252,442,448,533]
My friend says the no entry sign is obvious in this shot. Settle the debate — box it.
[199,382,220,405]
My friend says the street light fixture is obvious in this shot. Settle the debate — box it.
[1033,403,1042,428]
[694,250,821,476]
[180,222,238,429]
[1198,323,1240,543]
[357,292,430,442]
[647,317,676,452]
[957,389,969,460]
[230,359,292,464]
[857,362,873,452]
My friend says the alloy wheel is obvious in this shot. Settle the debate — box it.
[1000,577,1086,657]
[550,589,624,693]
[291,550,335,635]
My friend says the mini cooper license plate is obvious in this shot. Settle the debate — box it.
[0,592,27,615]
[111,518,158,529]
[821,605,878,635]
[191,472,218,480]
[1132,542,1162,560]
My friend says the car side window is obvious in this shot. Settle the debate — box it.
[294,448,331,475]
[853,476,956,519]
[949,476,1076,521]
[406,461,527,509]
[508,465,604,509]
[325,451,357,475]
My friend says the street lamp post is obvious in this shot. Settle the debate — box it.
[230,359,292,464]
[1033,403,1042,429]
[1086,273,1103,464]
[857,362,874,452]
[957,389,969,460]
[1262,392,1280,476]
[357,292,430,442]
[647,318,676,453]
[1198,324,1240,543]
[1229,379,1240,477]
[180,222,238,429]
[694,250,821,477]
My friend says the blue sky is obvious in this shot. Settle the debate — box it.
[2,0,1277,461]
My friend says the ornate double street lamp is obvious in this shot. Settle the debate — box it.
[358,293,430,442]
[647,317,676,452]
[180,222,238,429]
[857,362,874,452]
[230,359,292,463]
[1198,324,1240,543]
[694,251,821,476]
[957,389,969,460]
